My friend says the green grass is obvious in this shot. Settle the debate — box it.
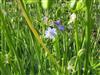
[0,0,100,75]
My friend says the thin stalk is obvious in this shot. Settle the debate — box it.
[74,16,80,75]
[74,20,79,53]
[84,0,92,75]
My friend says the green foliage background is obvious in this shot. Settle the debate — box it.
[0,0,100,75]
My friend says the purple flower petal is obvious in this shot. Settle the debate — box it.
[54,20,61,26]
[58,25,64,31]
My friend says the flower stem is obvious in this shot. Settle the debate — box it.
[84,0,92,75]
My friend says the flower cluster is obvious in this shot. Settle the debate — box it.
[44,13,76,40]
[45,19,65,40]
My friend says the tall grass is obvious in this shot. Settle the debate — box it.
[0,0,100,75]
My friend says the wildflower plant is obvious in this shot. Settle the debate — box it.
[0,0,100,75]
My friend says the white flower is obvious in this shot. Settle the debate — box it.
[67,64,75,73]
[68,13,76,24]
[45,27,57,39]
[67,64,73,71]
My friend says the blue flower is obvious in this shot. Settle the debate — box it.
[54,20,61,26]
[54,20,65,31]
[58,25,64,31]
[45,27,57,39]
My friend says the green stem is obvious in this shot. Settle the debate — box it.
[74,20,79,53]
[84,0,92,75]
[74,16,80,75]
